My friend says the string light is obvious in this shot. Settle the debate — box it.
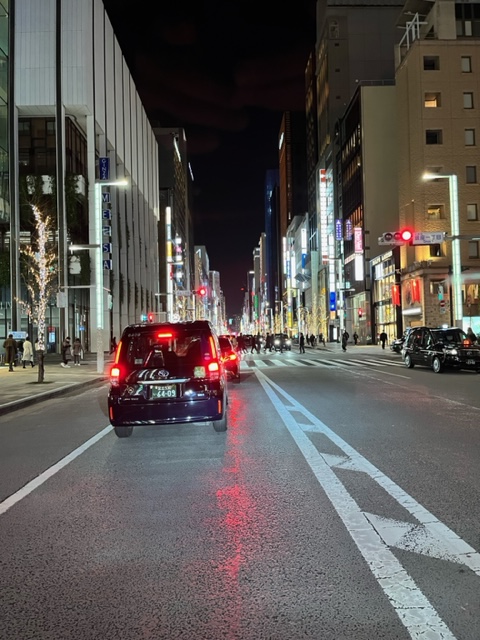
[16,205,58,352]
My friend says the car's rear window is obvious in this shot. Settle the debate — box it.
[120,328,212,370]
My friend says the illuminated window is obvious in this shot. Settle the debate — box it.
[424,93,441,107]
[467,203,478,220]
[427,204,444,220]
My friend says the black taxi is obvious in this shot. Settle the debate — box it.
[402,326,480,374]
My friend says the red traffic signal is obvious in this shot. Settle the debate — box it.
[400,228,413,243]
[358,308,363,318]
[198,287,207,297]
[147,312,154,323]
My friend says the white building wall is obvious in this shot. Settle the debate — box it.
[14,0,160,351]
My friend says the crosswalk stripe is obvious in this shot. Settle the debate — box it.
[241,357,405,371]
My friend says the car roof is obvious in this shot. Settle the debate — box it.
[121,320,214,334]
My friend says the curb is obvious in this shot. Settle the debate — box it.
[0,377,106,417]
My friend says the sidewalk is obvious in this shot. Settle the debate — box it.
[0,352,113,416]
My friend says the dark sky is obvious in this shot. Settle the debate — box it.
[103,0,317,316]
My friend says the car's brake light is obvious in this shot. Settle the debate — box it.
[110,365,122,386]
[207,360,220,380]
[157,332,173,339]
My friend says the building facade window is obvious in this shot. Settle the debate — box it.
[455,3,480,37]
[465,128,476,145]
[463,92,474,108]
[467,203,478,220]
[426,130,443,144]
[423,56,440,70]
[461,56,472,72]
[427,204,444,220]
[424,92,441,107]
[468,241,479,258]
[466,166,477,183]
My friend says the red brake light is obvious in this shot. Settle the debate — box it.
[110,365,122,386]
[208,362,219,373]
[157,332,173,339]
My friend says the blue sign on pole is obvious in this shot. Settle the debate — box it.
[102,209,112,220]
[329,292,337,311]
[103,259,113,270]
[102,243,112,254]
[99,157,110,180]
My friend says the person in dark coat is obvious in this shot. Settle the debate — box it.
[3,334,17,372]
[341,330,349,352]
[299,332,306,353]
[379,331,388,349]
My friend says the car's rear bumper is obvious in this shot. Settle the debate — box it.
[108,394,225,426]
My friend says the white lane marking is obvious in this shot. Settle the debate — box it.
[0,425,112,516]
[255,369,460,639]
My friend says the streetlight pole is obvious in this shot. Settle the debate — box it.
[423,173,463,327]
[94,180,128,374]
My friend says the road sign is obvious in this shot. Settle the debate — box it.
[440,300,445,307]
[413,231,446,245]
[378,232,406,246]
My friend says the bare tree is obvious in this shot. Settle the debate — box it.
[17,205,57,383]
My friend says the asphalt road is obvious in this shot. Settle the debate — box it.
[1,348,480,640]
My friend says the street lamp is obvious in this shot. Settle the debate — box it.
[94,179,128,373]
[422,172,463,327]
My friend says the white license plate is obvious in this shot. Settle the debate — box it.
[466,359,476,365]
[151,384,176,399]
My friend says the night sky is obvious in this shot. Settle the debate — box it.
[103,0,317,316]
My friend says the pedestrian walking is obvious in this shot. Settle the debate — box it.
[341,330,349,352]
[379,331,388,349]
[319,333,326,347]
[3,333,17,371]
[61,336,71,367]
[309,333,315,347]
[72,337,82,366]
[353,332,359,345]
[299,332,306,353]
[22,335,35,368]
[466,327,477,344]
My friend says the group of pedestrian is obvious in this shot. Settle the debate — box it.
[60,336,83,367]
[2,334,35,371]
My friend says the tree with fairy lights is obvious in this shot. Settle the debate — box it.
[17,204,57,383]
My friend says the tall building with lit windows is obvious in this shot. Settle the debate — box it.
[8,0,161,358]
[395,0,480,332]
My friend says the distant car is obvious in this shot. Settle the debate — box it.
[390,328,413,354]
[107,320,228,438]
[402,326,480,373]
[218,335,241,382]
[273,333,292,351]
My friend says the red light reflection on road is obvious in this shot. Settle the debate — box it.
[215,392,268,587]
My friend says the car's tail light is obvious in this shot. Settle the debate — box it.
[463,339,473,347]
[157,332,173,339]
[110,365,122,386]
[113,340,122,364]
[207,360,220,380]
[226,352,237,362]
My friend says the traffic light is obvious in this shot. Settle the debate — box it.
[198,286,207,297]
[358,308,363,318]
[378,229,414,245]
[147,312,154,323]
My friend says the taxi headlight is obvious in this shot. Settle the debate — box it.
[450,348,458,355]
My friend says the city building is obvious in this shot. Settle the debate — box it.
[9,0,160,357]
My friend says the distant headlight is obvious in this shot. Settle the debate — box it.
[286,339,291,346]
[450,348,458,355]
[274,338,280,344]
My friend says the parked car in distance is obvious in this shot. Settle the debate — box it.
[273,333,292,351]
[402,326,480,373]
[108,320,228,438]
[218,335,241,382]
[390,328,413,354]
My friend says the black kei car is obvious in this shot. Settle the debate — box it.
[108,320,228,438]
[402,326,480,373]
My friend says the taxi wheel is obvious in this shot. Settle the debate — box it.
[213,412,228,432]
[432,356,443,373]
[114,426,133,438]
[404,354,414,368]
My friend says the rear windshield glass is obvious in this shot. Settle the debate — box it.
[120,329,212,369]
